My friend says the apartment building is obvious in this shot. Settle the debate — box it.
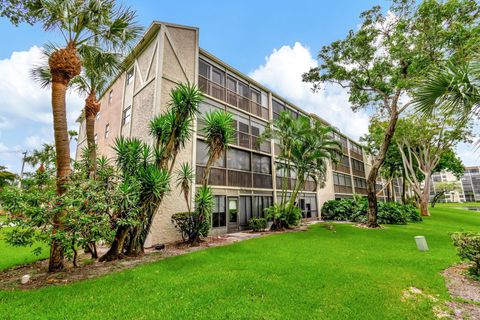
[427,166,480,203]
[75,21,373,246]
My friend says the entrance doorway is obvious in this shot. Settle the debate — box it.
[227,197,239,233]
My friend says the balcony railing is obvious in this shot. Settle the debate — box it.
[350,150,363,161]
[199,75,269,120]
[352,169,365,177]
[355,187,368,195]
[333,163,350,174]
[196,165,272,189]
[334,185,353,194]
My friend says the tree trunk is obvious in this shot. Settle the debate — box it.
[85,91,100,178]
[48,43,81,272]
[99,225,129,262]
[401,169,406,204]
[202,156,215,187]
[49,80,71,272]
[366,110,399,227]
[420,173,432,216]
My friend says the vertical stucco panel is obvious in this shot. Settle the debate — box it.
[95,74,125,160]
[136,38,157,82]
[130,81,155,145]
[166,27,197,78]
[146,25,198,247]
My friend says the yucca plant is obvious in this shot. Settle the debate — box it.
[201,110,234,186]
[30,0,141,271]
[176,163,194,213]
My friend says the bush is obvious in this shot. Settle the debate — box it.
[321,198,421,224]
[248,217,267,232]
[265,204,302,230]
[171,211,210,245]
[451,232,480,277]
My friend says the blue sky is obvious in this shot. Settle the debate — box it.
[0,0,477,174]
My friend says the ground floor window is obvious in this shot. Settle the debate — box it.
[238,195,273,226]
[212,195,226,228]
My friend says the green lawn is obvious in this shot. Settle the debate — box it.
[0,228,48,271]
[0,205,479,319]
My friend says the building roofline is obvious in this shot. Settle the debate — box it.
[199,48,362,144]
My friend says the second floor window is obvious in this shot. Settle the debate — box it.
[122,106,131,125]
[108,90,113,104]
[126,69,134,85]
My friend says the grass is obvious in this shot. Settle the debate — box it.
[0,204,479,319]
[0,228,48,271]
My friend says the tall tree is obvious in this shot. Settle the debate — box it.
[303,0,480,227]
[0,0,39,25]
[396,115,471,216]
[71,48,121,178]
[32,0,141,271]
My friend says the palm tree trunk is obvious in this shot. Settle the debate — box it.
[99,225,129,262]
[85,91,100,179]
[49,80,71,272]
[48,43,81,272]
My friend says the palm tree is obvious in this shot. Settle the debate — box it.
[31,0,141,272]
[0,166,17,191]
[24,143,56,173]
[414,58,480,120]
[71,48,121,178]
[176,163,194,213]
[260,112,310,207]
[201,110,234,187]
[287,123,340,212]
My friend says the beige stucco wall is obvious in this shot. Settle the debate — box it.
[142,24,199,247]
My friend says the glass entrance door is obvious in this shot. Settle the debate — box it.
[227,197,239,233]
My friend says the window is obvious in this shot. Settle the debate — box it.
[211,67,225,86]
[108,90,113,104]
[212,196,226,228]
[333,172,352,186]
[94,133,98,144]
[196,140,225,167]
[350,142,363,155]
[227,148,250,171]
[351,159,365,173]
[252,196,272,218]
[126,69,134,85]
[252,154,271,174]
[239,196,252,226]
[354,177,367,189]
[122,106,131,125]
[272,99,285,120]
[199,60,210,78]
[104,124,110,138]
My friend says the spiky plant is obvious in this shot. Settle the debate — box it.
[201,110,234,186]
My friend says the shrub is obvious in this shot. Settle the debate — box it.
[321,199,421,224]
[265,204,302,230]
[451,232,480,277]
[248,217,267,232]
[171,211,210,245]
[377,202,408,224]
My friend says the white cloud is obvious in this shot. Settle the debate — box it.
[249,42,370,140]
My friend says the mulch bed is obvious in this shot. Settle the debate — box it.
[0,224,314,291]
[442,263,480,319]
[0,236,231,291]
